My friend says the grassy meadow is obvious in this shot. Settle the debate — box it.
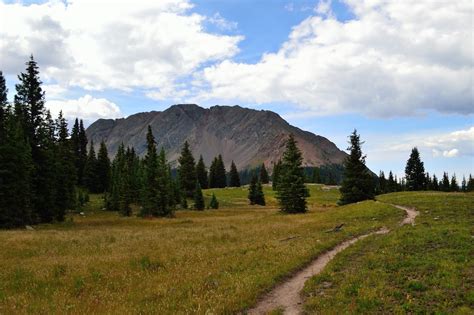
[0,185,406,314]
[303,192,474,314]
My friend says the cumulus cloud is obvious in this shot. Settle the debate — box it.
[196,0,473,117]
[46,95,122,123]
[371,126,474,162]
[0,0,243,94]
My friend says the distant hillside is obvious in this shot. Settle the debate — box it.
[86,104,347,170]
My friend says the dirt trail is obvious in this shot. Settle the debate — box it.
[247,204,418,315]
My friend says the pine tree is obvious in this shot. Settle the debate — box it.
[254,180,265,206]
[0,119,33,228]
[259,163,269,184]
[96,141,111,193]
[339,130,375,205]
[450,174,459,192]
[229,161,241,187]
[178,141,197,198]
[461,176,467,192]
[432,174,439,191]
[377,171,387,194]
[311,166,321,184]
[209,155,227,188]
[107,144,131,216]
[405,147,426,191]
[54,111,76,221]
[84,140,98,193]
[155,148,173,216]
[248,174,257,205]
[0,70,7,140]
[196,155,208,189]
[209,193,219,209]
[77,120,88,185]
[441,172,450,192]
[141,126,159,217]
[272,159,282,190]
[387,171,397,192]
[467,174,474,192]
[194,182,205,211]
[276,134,309,213]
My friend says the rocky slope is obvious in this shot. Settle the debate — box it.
[86,104,347,170]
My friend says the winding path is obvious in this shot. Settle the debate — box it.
[247,203,418,315]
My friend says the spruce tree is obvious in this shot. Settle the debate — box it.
[248,174,257,205]
[467,174,474,192]
[272,159,282,190]
[96,141,111,193]
[276,134,308,213]
[196,155,209,189]
[0,118,33,228]
[254,180,265,206]
[461,176,467,192]
[141,126,159,217]
[54,111,76,221]
[312,167,321,184]
[450,174,459,192]
[259,163,269,184]
[77,120,88,185]
[229,161,241,187]
[209,157,218,188]
[216,155,227,188]
[209,193,219,209]
[432,174,439,191]
[84,140,98,193]
[405,147,426,191]
[387,171,397,192]
[194,182,205,211]
[0,70,7,140]
[155,148,173,216]
[441,172,450,192]
[178,141,197,198]
[377,171,387,194]
[339,130,375,205]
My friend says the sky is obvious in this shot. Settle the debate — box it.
[0,0,473,179]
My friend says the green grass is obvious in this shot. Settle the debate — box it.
[0,185,404,314]
[303,191,474,314]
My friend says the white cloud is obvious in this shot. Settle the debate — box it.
[0,0,242,94]
[196,0,473,117]
[442,149,459,158]
[46,95,122,123]
[207,13,238,31]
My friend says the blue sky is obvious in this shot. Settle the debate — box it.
[1,0,473,179]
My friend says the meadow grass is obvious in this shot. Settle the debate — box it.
[0,185,404,314]
[303,191,474,314]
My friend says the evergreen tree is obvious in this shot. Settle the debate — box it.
[248,174,257,205]
[377,171,386,194]
[96,141,111,193]
[425,172,432,190]
[450,174,459,192]
[276,134,308,213]
[229,161,241,187]
[467,174,474,192]
[272,159,282,190]
[432,174,439,191]
[107,144,131,216]
[387,171,397,192]
[54,111,76,221]
[259,163,269,184]
[311,166,321,184]
[254,180,265,206]
[461,176,467,192]
[196,155,208,189]
[84,140,98,193]
[0,119,33,228]
[77,120,88,185]
[209,193,219,209]
[178,141,197,198]
[405,147,426,191]
[155,148,173,216]
[194,182,205,210]
[209,155,227,188]
[339,130,375,205]
[141,126,159,217]
[0,71,7,140]
[441,172,450,192]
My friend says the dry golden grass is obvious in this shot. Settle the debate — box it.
[0,185,404,314]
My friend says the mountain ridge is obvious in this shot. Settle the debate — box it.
[86,104,347,170]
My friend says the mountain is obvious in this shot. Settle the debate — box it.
[86,104,347,170]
